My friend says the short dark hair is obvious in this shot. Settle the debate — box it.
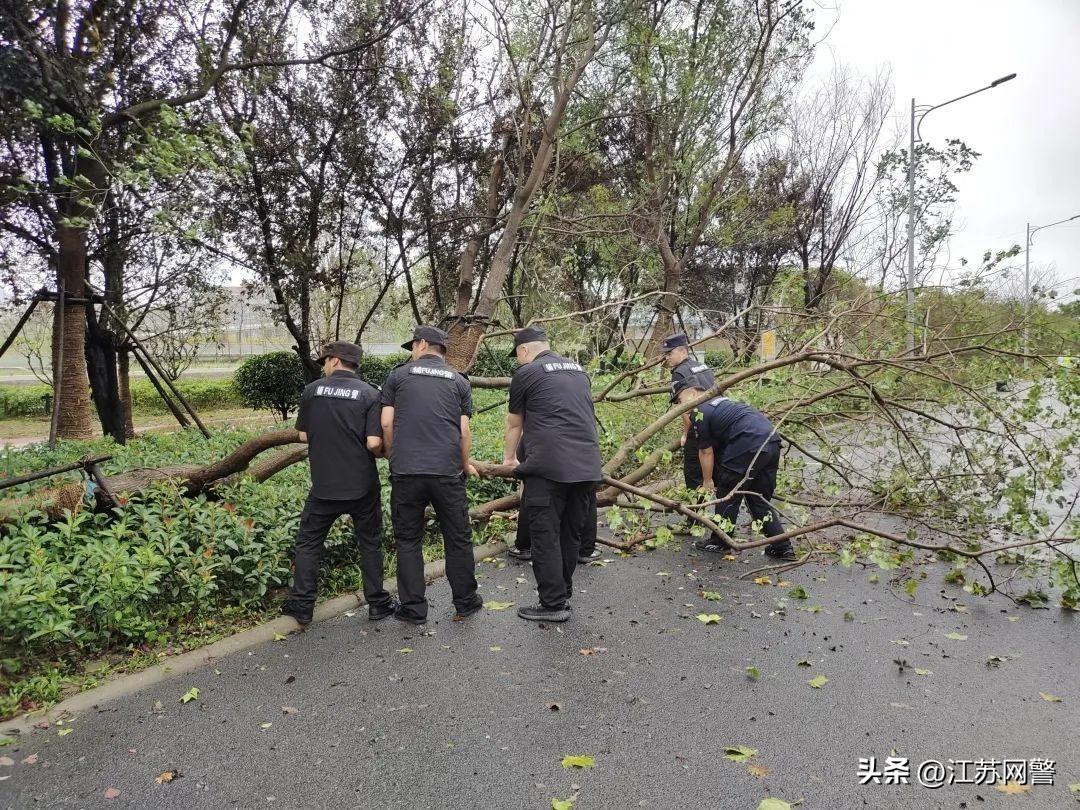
[428,342,446,355]
[338,358,359,371]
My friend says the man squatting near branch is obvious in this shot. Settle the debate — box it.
[673,376,798,562]
[503,326,604,623]
[282,341,395,626]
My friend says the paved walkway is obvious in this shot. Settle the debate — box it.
[1,542,1076,809]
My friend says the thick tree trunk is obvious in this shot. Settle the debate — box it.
[85,317,126,444]
[118,348,135,439]
[53,226,94,439]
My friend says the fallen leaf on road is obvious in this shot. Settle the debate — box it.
[787,586,808,599]
[489,646,502,652]
[273,633,287,642]
[33,721,49,730]
[696,613,722,625]
[1039,692,1063,703]
[284,675,296,684]
[777,580,792,587]
[561,754,595,769]
[796,660,812,668]
[579,648,595,656]
[485,601,515,611]
[281,706,299,715]
[155,770,181,784]
[700,591,722,601]
[914,668,932,676]
[757,799,793,810]
[21,754,39,765]
[747,764,771,779]
[0,737,12,747]
[552,800,573,810]
[104,787,121,800]
[260,722,273,729]
[724,746,758,762]
[179,687,199,704]
[943,632,968,641]
[57,728,73,737]
[397,648,413,654]
[753,576,773,586]
[994,780,1031,795]
[547,702,563,712]
[986,656,1007,668]
[746,666,760,681]
[657,571,672,577]
[0,757,13,767]
[807,675,829,689]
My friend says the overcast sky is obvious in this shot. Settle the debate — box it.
[811,0,1080,303]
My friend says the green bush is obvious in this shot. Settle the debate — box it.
[703,349,728,369]
[234,352,306,420]
[0,385,52,418]
[359,353,409,387]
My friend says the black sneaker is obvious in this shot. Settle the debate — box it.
[578,548,602,564]
[764,544,797,562]
[454,599,484,620]
[281,601,312,627]
[393,608,427,626]
[517,603,570,623]
[694,539,735,555]
[368,599,398,621]
[507,547,532,561]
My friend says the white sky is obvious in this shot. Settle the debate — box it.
[812,0,1080,302]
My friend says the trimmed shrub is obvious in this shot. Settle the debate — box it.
[233,352,306,421]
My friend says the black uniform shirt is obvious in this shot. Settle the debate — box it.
[295,370,382,499]
[670,356,716,401]
[695,396,780,468]
[380,353,473,476]
[508,350,602,483]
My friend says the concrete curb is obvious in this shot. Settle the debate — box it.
[1,539,508,737]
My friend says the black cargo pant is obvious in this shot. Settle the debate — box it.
[391,474,480,621]
[516,485,596,556]
[523,476,593,609]
[683,422,704,489]
[712,442,792,555]
[287,486,390,620]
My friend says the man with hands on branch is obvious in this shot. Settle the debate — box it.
[674,382,797,562]
[283,341,395,626]
[381,325,483,625]
[660,332,716,490]
[503,326,603,623]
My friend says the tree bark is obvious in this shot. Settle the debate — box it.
[53,225,94,439]
[118,348,135,439]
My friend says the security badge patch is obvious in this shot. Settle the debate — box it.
[316,385,360,400]
[542,362,583,373]
[691,364,709,373]
[410,366,454,379]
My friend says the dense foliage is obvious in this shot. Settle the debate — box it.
[233,352,307,421]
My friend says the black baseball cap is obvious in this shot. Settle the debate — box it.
[318,340,362,366]
[509,325,548,356]
[401,325,450,350]
[660,333,689,353]
[670,377,707,403]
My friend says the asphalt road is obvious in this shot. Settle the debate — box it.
[1,541,1076,809]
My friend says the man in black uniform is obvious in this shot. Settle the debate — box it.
[381,325,483,625]
[503,326,603,622]
[660,333,716,489]
[673,384,797,561]
[508,440,600,564]
[282,341,395,626]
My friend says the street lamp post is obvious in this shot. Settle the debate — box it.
[1024,213,1080,360]
[906,73,1017,354]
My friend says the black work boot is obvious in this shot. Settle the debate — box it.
[578,548,602,564]
[517,603,570,623]
[281,600,313,627]
[764,542,797,562]
[454,598,484,620]
[368,599,399,621]
[507,546,532,562]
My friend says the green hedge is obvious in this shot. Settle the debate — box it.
[0,379,241,421]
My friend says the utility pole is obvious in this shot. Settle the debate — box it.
[906,73,1016,354]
